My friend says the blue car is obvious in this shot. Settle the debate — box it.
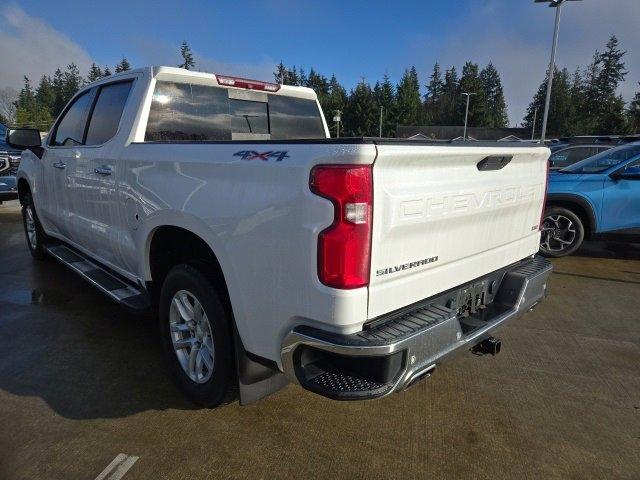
[541,142,640,257]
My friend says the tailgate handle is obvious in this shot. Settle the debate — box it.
[477,155,512,171]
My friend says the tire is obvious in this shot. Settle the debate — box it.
[22,192,49,260]
[539,206,585,258]
[159,264,236,407]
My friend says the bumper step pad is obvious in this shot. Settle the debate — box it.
[45,244,150,311]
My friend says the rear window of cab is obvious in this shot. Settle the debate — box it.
[145,81,325,142]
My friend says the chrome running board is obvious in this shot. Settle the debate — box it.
[45,244,150,311]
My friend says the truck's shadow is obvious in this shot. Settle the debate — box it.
[0,259,204,420]
[574,240,640,261]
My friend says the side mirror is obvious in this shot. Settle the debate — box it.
[6,128,41,149]
[610,170,640,181]
[6,128,44,158]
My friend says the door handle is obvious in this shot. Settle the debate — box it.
[94,166,112,176]
[52,161,66,169]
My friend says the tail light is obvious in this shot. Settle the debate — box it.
[310,165,373,289]
[215,75,280,92]
[539,160,550,231]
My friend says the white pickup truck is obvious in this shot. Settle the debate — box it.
[11,67,552,406]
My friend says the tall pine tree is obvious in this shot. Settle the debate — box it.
[374,74,397,137]
[480,63,508,128]
[87,63,103,82]
[344,80,377,137]
[523,67,573,138]
[628,83,640,134]
[324,75,348,137]
[458,62,488,129]
[396,67,422,126]
[423,63,444,125]
[115,57,131,73]
[440,67,460,125]
[593,35,628,133]
[178,42,195,70]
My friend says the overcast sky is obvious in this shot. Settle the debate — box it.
[1,0,638,126]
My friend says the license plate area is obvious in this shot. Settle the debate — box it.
[450,280,491,317]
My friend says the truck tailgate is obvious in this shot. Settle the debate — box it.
[368,143,549,319]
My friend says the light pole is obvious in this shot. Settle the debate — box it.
[531,106,538,140]
[379,105,384,138]
[461,92,476,141]
[333,110,342,138]
[535,0,582,144]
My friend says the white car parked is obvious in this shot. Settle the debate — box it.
[11,67,552,406]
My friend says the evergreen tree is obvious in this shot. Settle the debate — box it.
[458,61,488,128]
[440,67,460,125]
[115,57,131,73]
[567,68,587,135]
[423,63,444,125]
[628,83,640,134]
[592,35,628,133]
[480,62,508,128]
[298,67,308,87]
[87,63,103,82]
[374,74,397,137]
[51,68,66,118]
[306,68,330,105]
[15,76,51,128]
[274,62,287,84]
[178,41,195,70]
[103,66,112,76]
[324,75,348,137]
[343,79,378,137]
[35,75,56,115]
[523,67,573,137]
[396,67,422,125]
[62,63,84,103]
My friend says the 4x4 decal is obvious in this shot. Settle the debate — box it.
[234,150,289,162]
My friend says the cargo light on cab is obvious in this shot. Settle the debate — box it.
[215,75,281,92]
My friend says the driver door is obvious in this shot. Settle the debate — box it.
[601,159,640,233]
[42,88,96,240]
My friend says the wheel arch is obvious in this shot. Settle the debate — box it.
[17,177,31,205]
[145,225,233,318]
[546,194,598,237]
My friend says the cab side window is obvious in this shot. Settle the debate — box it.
[50,90,94,146]
[85,81,133,145]
[623,159,640,175]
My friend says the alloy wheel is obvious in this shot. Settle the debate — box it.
[169,290,215,383]
[541,214,577,254]
[25,205,37,250]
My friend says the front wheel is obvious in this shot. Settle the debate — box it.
[21,192,49,260]
[159,264,236,407]
[539,207,585,257]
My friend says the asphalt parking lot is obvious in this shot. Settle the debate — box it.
[0,199,639,480]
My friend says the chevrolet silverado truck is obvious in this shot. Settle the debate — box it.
[11,67,552,407]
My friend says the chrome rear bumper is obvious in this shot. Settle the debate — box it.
[281,256,552,400]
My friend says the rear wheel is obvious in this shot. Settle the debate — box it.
[21,192,49,260]
[159,264,236,407]
[539,206,585,257]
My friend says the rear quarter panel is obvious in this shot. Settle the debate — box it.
[119,142,376,364]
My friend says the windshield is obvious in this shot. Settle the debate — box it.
[560,143,640,174]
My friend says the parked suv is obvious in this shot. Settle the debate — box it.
[549,144,613,170]
[0,123,22,202]
[541,142,640,257]
[12,67,552,407]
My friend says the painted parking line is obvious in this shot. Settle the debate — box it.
[94,454,139,480]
